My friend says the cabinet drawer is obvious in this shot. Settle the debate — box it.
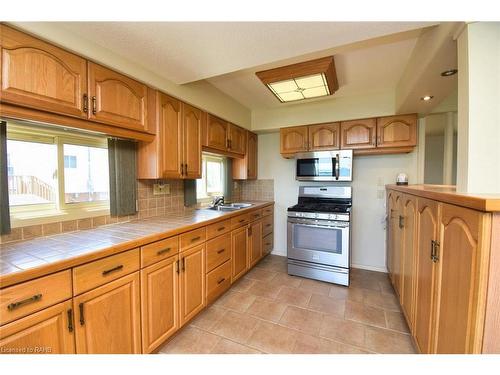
[231,213,251,229]
[141,236,179,267]
[206,260,231,305]
[262,215,274,237]
[180,227,206,251]
[249,209,263,222]
[206,219,231,240]
[206,233,231,273]
[262,205,274,217]
[263,232,274,255]
[72,248,140,295]
[0,270,72,326]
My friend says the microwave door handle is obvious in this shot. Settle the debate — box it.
[335,155,340,180]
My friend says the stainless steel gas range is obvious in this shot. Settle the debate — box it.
[287,186,352,286]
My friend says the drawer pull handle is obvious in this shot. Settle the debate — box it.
[217,277,226,285]
[217,248,225,254]
[157,248,171,256]
[265,243,271,246]
[191,236,201,242]
[67,308,74,333]
[7,293,42,311]
[254,214,260,217]
[79,303,85,326]
[239,219,245,223]
[176,260,180,274]
[265,224,271,227]
[217,226,226,231]
[102,264,124,276]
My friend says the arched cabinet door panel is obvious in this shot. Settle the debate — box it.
[88,62,149,132]
[280,126,308,154]
[206,114,228,151]
[376,114,417,148]
[0,24,87,118]
[182,103,203,179]
[308,122,340,150]
[340,118,376,149]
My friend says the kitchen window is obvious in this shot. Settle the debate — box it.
[6,121,110,224]
[196,154,225,202]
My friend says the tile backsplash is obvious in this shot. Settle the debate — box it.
[137,179,185,218]
[233,179,274,201]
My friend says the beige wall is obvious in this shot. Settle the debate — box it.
[258,132,418,271]
[11,22,252,129]
[251,91,395,131]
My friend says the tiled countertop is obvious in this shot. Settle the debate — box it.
[0,201,274,288]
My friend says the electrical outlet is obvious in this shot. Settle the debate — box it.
[153,183,170,195]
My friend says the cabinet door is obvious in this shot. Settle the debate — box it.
[401,195,417,331]
[179,244,205,326]
[73,272,141,354]
[141,255,179,353]
[231,226,248,282]
[160,93,183,179]
[308,123,340,151]
[228,124,247,155]
[88,62,149,132]
[386,191,395,277]
[433,204,486,354]
[340,118,376,149]
[376,114,417,148]
[414,198,439,354]
[182,103,202,179]
[0,300,75,354]
[206,114,228,151]
[0,24,87,118]
[248,220,263,268]
[280,126,308,154]
[391,193,403,296]
[233,131,258,180]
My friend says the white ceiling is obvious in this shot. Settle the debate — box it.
[56,22,435,86]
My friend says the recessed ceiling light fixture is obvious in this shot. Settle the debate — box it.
[256,56,338,103]
[421,95,434,101]
[441,69,458,77]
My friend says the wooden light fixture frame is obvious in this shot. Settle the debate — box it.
[255,56,339,102]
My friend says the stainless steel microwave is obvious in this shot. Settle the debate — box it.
[295,150,353,181]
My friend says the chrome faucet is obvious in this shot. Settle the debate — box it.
[211,195,225,207]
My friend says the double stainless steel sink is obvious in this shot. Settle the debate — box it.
[205,202,253,211]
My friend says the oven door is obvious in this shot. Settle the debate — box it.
[287,217,349,268]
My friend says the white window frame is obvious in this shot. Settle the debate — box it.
[6,122,110,226]
[197,154,225,203]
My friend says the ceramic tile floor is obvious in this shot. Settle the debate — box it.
[158,255,416,354]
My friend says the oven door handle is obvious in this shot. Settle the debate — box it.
[289,221,349,230]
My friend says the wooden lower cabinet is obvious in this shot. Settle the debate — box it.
[248,220,263,268]
[231,225,248,281]
[433,204,487,354]
[179,244,206,326]
[387,188,495,354]
[414,198,439,353]
[0,300,75,354]
[73,272,141,354]
[141,255,179,353]
[387,192,403,296]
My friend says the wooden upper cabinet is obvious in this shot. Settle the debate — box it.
[182,103,203,179]
[377,114,417,148]
[0,300,75,354]
[280,126,308,154]
[414,198,439,354]
[233,131,258,180]
[160,93,183,179]
[340,118,377,149]
[88,62,150,132]
[433,204,485,354]
[206,114,228,151]
[73,272,141,354]
[0,24,87,118]
[179,244,206,327]
[308,123,340,151]
[228,123,247,155]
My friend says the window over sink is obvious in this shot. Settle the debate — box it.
[6,121,110,225]
[196,154,225,202]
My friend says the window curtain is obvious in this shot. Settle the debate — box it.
[0,121,11,234]
[184,179,197,207]
[108,138,137,217]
